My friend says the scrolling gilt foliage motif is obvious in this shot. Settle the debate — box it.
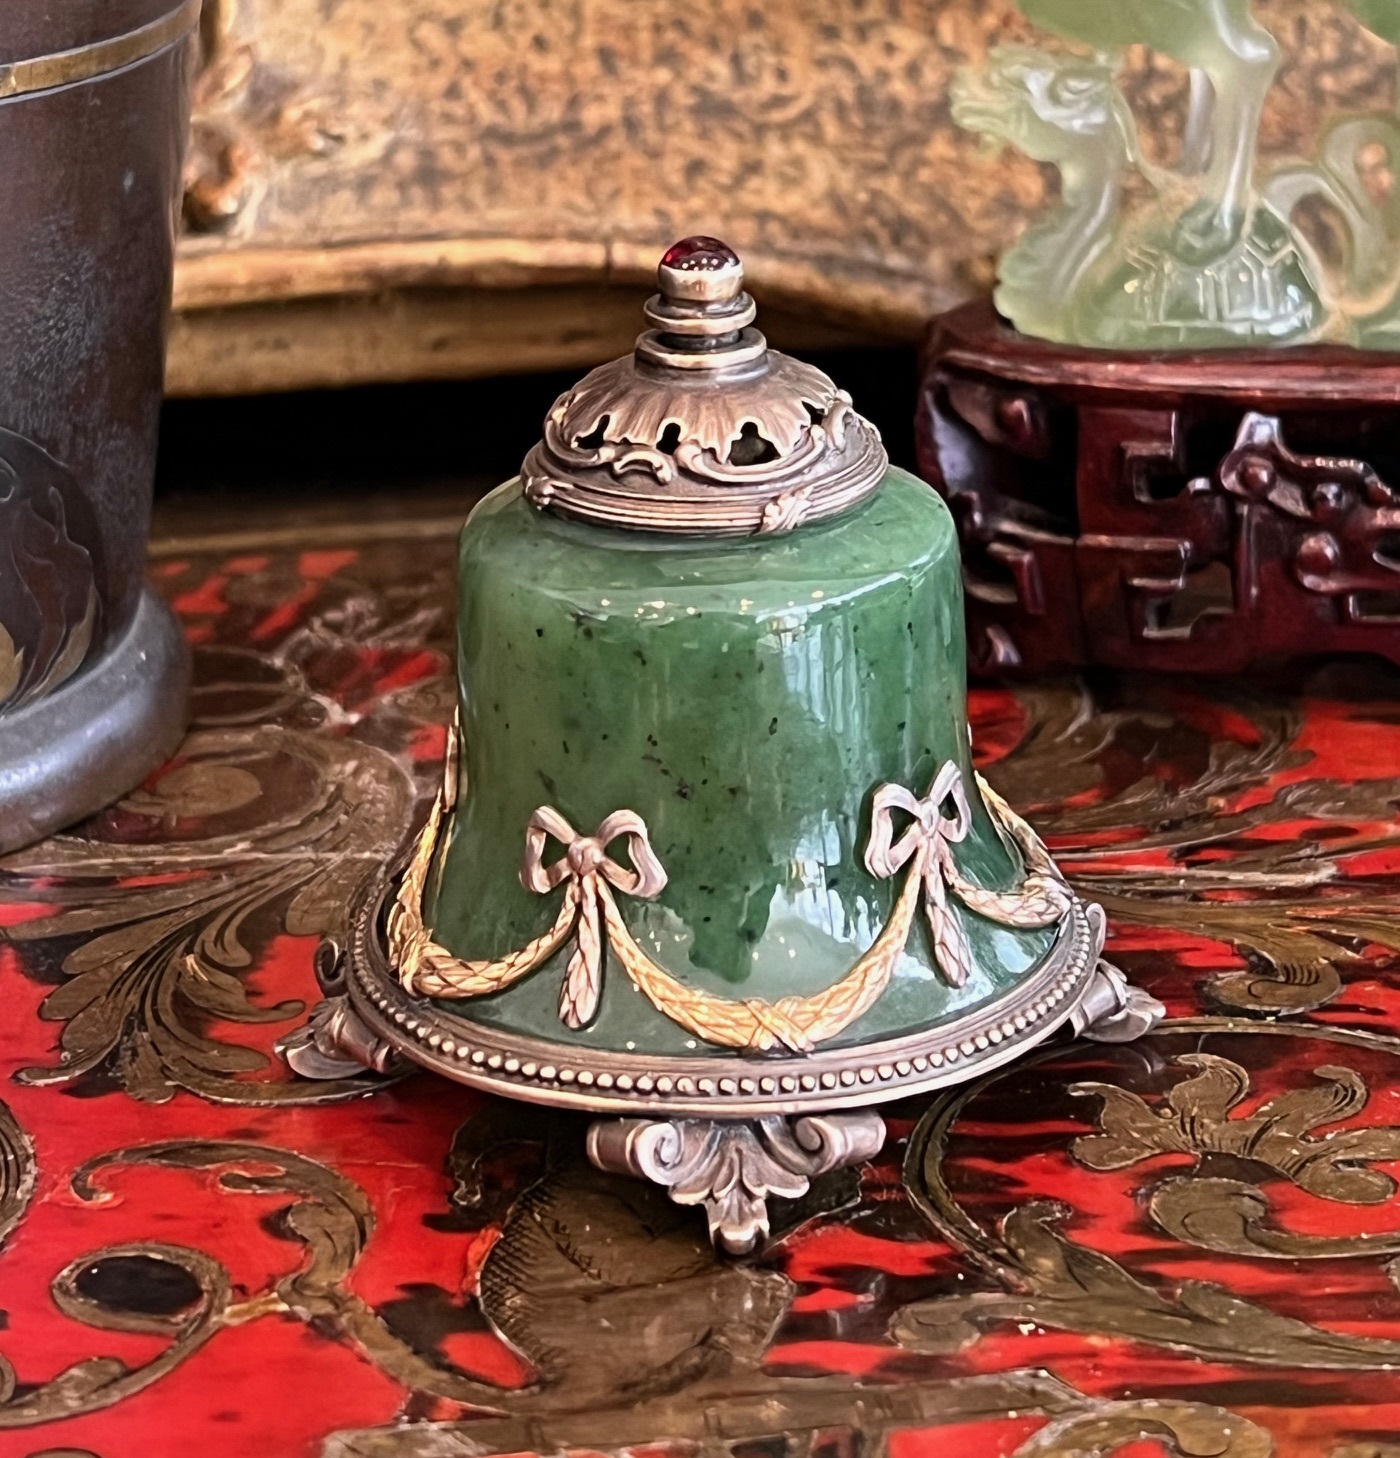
[0,1137,514,1429]
[982,674,1400,1019]
[1074,1052,1400,1202]
[0,1101,1280,1456]
[1074,1052,1400,1261]
[0,1098,35,1248]
[898,1035,1400,1372]
[0,551,448,1104]
[6,721,412,1104]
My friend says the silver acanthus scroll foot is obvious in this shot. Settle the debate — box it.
[586,1111,886,1256]
[275,937,408,1079]
[1068,903,1166,1044]
[276,995,407,1079]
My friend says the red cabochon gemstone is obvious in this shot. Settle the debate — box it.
[660,236,739,272]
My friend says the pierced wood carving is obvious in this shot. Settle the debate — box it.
[919,301,1400,674]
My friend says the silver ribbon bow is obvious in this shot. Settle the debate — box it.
[521,805,668,1028]
[864,763,975,988]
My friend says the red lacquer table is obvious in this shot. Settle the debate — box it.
[5,492,1400,1457]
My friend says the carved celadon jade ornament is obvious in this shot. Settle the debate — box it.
[954,0,1400,348]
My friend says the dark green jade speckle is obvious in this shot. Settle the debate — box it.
[427,467,1053,1055]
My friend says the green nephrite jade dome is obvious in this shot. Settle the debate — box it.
[430,464,1043,1055]
[287,237,1161,1254]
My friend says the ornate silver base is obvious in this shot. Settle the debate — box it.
[275,939,409,1080]
[278,994,407,1080]
[276,887,1164,1253]
[587,1112,887,1255]
[1068,904,1166,1043]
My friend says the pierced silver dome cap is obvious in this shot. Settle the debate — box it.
[521,236,888,536]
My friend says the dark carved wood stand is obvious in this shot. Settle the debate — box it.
[917,301,1400,676]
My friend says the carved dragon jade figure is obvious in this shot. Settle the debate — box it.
[954,0,1400,348]
[279,239,1163,1253]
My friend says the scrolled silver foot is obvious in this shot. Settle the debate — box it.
[276,994,407,1079]
[586,1111,886,1256]
[1068,903,1166,1043]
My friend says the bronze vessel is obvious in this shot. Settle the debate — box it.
[0,2,197,851]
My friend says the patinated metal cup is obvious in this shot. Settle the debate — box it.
[0,2,198,852]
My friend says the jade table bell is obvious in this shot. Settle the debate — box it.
[283,237,1163,1253]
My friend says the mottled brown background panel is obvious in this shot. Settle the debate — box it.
[169,0,1397,392]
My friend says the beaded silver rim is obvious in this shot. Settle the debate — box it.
[345,883,1100,1117]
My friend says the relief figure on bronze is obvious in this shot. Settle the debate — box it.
[0,428,98,715]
